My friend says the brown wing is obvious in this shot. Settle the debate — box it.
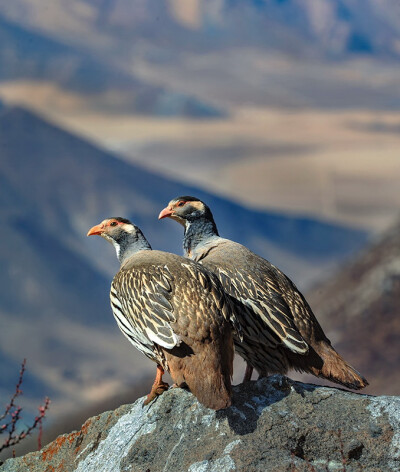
[110,254,240,358]
[110,264,178,362]
[177,261,243,341]
[265,263,330,343]
[215,264,309,353]
[113,251,236,409]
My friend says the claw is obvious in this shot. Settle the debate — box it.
[143,365,169,406]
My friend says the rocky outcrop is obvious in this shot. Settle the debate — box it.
[1,376,399,472]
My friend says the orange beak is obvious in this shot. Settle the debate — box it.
[158,207,173,220]
[87,223,104,236]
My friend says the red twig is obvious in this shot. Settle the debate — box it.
[36,399,50,450]
[0,397,50,453]
[0,360,50,456]
[0,360,26,423]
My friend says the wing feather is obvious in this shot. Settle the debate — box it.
[111,266,180,354]
[215,267,309,354]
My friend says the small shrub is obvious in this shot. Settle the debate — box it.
[0,359,50,463]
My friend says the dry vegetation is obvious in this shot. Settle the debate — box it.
[0,360,50,465]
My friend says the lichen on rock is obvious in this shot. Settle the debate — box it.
[1,375,399,472]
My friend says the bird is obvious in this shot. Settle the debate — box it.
[158,197,368,390]
[87,216,237,410]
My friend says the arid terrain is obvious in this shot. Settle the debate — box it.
[1,82,400,233]
[1,0,400,234]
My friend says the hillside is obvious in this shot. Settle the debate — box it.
[1,1,400,237]
[1,1,400,112]
[0,103,367,420]
[0,13,222,118]
[307,219,400,395]
[2,0,400,59]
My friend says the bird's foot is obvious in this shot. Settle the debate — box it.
[143,381,169,406]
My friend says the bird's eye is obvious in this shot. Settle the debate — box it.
[109,221,118,227]
[177,201,185,207]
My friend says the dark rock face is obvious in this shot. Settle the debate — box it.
[2,376,399,472]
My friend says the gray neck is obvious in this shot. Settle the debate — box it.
[111,230,152,264]
[183,217,219,257]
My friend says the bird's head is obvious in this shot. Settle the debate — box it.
[158,196,211,227]
[87,217,151,262]
[87,217,136,242]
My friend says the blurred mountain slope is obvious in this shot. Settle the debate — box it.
[0,12,223,117]
[0,103,368,418]
[307,220,400,395]
[2,0,400,58]
[200,0,400,57]
[1,0,400,113]
[1,0,400,236]
[1,0,399,236]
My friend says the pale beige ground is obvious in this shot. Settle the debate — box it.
[2,80,400,232]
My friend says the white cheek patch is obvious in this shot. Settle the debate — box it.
[189,201,204,211]
[122,224,136,234]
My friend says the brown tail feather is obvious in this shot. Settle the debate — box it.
[165,328,234,410]
[312,342,368,390]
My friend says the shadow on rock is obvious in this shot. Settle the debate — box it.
[218,375,317,435]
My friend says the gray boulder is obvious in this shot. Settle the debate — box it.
[1,376,399,472]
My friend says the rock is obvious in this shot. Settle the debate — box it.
[1,375,399,472]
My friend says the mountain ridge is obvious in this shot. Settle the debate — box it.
[2,0,400,59]
[0,13,223,117]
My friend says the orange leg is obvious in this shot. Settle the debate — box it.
[243,363,253,382]
[143,365,170,405]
